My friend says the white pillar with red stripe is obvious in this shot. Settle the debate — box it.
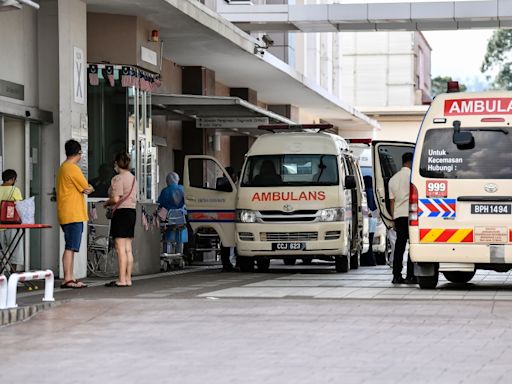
[6,270,55,309]
[0,275,7,310]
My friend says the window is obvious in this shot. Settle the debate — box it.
[87,68,127,198]
[241,154,339,187]
[420,128,512,179]
[189,158,232,192]
[88,65,155,201]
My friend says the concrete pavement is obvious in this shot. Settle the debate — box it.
[2,262,512,383]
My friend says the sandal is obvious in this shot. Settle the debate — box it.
[60,280,88,289]
[105,281,129,287]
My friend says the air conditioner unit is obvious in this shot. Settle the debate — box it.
[224,0,253,4]
[0,0,22,11]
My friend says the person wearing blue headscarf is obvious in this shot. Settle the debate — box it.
[361,175,377,266]
[158,172,188,252]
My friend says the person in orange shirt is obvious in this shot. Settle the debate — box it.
[56,140,94,288]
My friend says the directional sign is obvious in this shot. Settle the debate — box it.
[196,117,269,129]
[73,47,85,105]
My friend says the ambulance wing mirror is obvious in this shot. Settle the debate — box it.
[344,175,357,190]
[452,120,474,149]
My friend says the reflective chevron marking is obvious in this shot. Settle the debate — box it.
[419,228,473,243]
[418,198,456,218]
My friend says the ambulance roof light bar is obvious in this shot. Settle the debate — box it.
[447,81,460,93]
[346,138,372,144]
[258,124,333,133]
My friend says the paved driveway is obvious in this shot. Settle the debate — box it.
[2,263,512,383]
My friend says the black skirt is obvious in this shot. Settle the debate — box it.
[110,208,136,239]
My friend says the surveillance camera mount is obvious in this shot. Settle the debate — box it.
[254,34,274,54]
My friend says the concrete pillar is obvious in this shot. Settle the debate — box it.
[38,0,88,279]
[180,66,217,177]
[268,104,299,122]
[38,0,60,274]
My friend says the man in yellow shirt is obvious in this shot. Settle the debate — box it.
[56,140,94,288]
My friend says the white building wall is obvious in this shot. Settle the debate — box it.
[341,31,417,108]
[319,32,333,94]
[332,32,343,100]
[0,6,38,107]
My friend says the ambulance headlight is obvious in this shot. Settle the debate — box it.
[319,208,344,222]
[237,210,257,223]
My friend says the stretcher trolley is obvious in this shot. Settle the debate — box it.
[160,208,187,271]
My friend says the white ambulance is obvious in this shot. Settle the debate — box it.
[373,91,512,289]
[184,127,368,272]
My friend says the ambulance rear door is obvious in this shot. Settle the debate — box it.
[183,155,237,247]
[372,141,415,228]
[416,124,512,248]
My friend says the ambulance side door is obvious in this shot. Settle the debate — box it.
[372,141,415,228]
[184,155,237,247]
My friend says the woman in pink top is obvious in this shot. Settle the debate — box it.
[103,152,137,287]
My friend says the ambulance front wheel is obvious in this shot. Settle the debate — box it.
[283,258,296,266]
[442,271,475,284]
[417,274,439,290]
[335,255,349,273]
[302,257,313,265]
[239,256,255,273]
[256,257,270,272]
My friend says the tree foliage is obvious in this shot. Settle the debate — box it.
[481,30,512,90]
[431,76,467,97]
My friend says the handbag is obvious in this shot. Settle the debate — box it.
[0,187,21,224]
[105,177,136,220]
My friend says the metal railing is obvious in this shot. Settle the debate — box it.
[4,270,54,309]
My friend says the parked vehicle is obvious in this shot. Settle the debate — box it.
[373,89,512,288]
[183,126,369,272]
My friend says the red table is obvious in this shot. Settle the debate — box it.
[0,224,52,276]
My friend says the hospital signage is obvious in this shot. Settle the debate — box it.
[444,98,512,115]
[197,117,269,129]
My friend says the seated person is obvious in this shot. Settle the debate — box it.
[157,172,188,251]
[252,160,282,186]
[216,166,236,192]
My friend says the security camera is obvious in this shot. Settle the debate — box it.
[261,34,274,47]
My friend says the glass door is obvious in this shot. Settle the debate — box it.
[2,116,29,270]
[29,122,42,269]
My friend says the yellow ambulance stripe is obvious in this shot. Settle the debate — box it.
[447,229,473,243]
[421,228,445,242]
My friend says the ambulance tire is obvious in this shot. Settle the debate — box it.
[417,274,439,290]
[239,257,255,273]
[375,253,386,265]
[442,271,475,284]
[301,257,313,265]
[283,258,296,266]
[335,255,349,273]
[350,252,360,270]
[256,257,270,272]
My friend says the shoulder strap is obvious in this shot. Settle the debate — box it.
[7,186,15,201]
[113,176,136,210]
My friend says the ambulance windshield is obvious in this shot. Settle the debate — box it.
[241,154,339,187]
[420,128,512,179]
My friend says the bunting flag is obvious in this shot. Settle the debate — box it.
[139,72,147,92]
[103,65,115,87]
[121,66,131,87]
[150,75,161,92]
[88,64,99,86]
[130,67,138,88]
